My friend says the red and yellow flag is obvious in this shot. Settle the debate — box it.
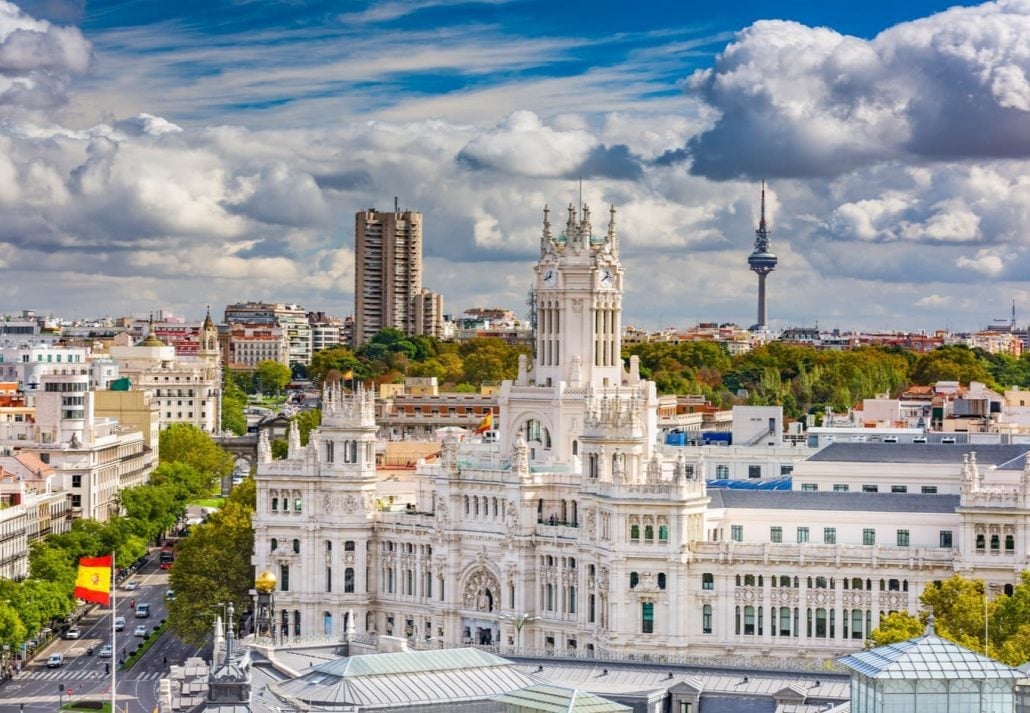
[74,555,112,606]
[475,411,493,434]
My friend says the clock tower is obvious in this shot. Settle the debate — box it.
[533,203,624,390]
[498,203,656,466]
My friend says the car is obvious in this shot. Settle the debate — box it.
[64,626,81,640]
[135,603,151,618]
[113,616,126,631]
[99,644,113,658]
[134,625,148,637]
[46,653,63,668]
[165,589,176,600]
[123,581,139,591]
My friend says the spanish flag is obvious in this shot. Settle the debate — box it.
[74,554,112,606]
[475,411,493,434]
[342,369,354,380]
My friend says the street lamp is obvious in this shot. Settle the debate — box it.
[501,613,540,651]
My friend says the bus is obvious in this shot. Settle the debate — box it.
[159,545,174,569]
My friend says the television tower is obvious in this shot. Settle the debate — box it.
[747,181,778,329]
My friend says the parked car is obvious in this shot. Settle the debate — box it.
[134,625,148,637]
[64,626,81,640]
[114,616,126,631]
[135,603,151,618]
[165,589,176,600]
[47,653,63,668]
[123,581,139,591]
[99,644,113,658]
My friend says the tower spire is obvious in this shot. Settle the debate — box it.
[747,180,778,330]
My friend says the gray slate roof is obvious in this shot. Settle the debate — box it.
[274,647,541,707]
[708,489,960,513]
[838,626,1023,680]
[808,443,1030,468]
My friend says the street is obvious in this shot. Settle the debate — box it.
[0,558,202,713]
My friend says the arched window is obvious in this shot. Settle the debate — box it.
[644,525,654,541]
[294,497,302,512]
[271,497,279,512]
[852,577,863,590]
[630,572,639,589]
[991,534,1000,551]
[344,567,355,593]
[465,496,470,515]
[345,540,355,551]
[630,524,640,540]
[1006,534,1015,551]
[744,574,756,586]
[702,604,712,634]
[293,539,301,554]
[572,440,578,455]
[658,524,669,541]
[976,533,986,550]
[271,538,278,551]
[658,573,666,589]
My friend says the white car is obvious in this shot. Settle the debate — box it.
[64,626,81,639]
[47,653,63,668]
[114,616,126,631]
[134,624,149,637]
[123,581,139,591]
[99,644,113,658]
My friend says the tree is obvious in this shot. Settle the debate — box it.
[0,602,26,650]
[159,424,233,484]
[911,345,994,387]
[294,409,322,446]
[167,482,255,646]
[254,360,291,395]
[221,374,247,435]
[919,575,991,652]
[309,347,363,385]
[867,611,925,647]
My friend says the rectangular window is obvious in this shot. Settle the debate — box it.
[731,525,743,542]
[833,484,849,492]
[71,475,82,488]
[801,483,818,492]
[862,484,879,493]
[897,530,910,547]
[797,527,809,544]
[71,494,81,507]
[939,530,953,548]
[891,485,908,493]
[922,486,938,494]
[824,527,837,545]
[770,526,782,543]
[280,564,290,592]
[702,573,714,590]
[780,465,794,476]
[748,465,761,479]
[863,528,876,546]
[641,602,654,634]
[715,465,729,478]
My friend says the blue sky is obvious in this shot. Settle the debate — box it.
[2,0,1029,331]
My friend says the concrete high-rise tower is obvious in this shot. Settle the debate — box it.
[747,181,778,329]
[354,203,424,347]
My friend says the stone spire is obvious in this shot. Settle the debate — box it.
[541,205,552,255]
[607,204,618,255]
[580,203,592,243]
[566,203,578,243]
[288,419,301,459]
[257,430,272,464]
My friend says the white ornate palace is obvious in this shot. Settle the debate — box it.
[252,205,1030,661]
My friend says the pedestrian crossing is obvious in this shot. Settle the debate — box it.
[21,668,164,682]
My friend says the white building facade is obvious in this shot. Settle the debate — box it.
[253,205,1030,664]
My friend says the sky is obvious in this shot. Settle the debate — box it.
[1,0,1029,332]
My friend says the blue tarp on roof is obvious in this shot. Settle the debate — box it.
[706,477,792,490]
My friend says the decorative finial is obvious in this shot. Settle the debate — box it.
[925,614,936,637]
[543,205,551,239]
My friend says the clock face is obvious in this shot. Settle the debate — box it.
[542,268,556,286]
[600,269,614,287]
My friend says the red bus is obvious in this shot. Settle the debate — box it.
[159,545,175,569]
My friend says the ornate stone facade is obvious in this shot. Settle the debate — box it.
[252,205,1030,662]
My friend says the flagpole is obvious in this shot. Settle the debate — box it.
[111,550,116,713]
